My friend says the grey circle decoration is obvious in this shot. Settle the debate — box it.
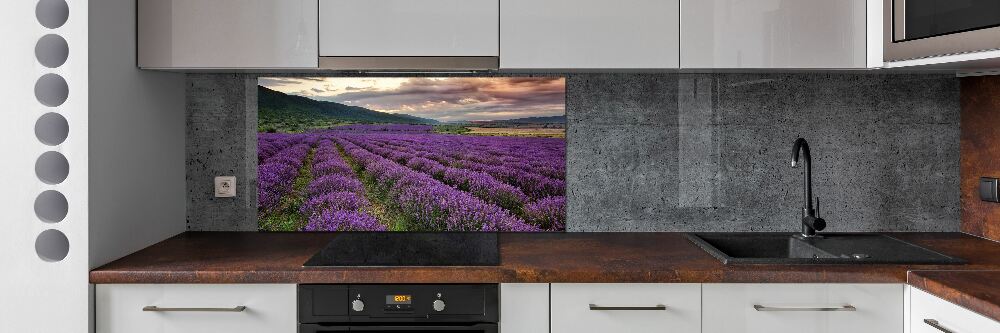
[35,112,69,145]
[34,190,68,223]
[36,0,69,29]
[34,73,69,107]
[35,34,69,68]
[35,229,70,262]
[35,151,69,185]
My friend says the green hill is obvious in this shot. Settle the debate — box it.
[258,85,438,133]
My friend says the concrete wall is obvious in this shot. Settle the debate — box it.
[186,73,960,232]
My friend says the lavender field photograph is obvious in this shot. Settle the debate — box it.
[257,77,566,232]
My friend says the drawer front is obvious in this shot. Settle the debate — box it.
[96,284,297,333]
[703,283,903,333]
[910,287,1000,333]
[551,283,700,333]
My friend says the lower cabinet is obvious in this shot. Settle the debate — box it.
[550,283,701,333]
[702,284,903,333]
[500,283,549,333]
[910,287,1000,333]
[96,284,297,333]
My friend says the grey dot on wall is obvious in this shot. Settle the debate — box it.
[34,190,68,223]
[34,73,69,107]
[35,112,69,145]
[36,0,69,29]
[35,34,68,68]
[35,151,69,185]
[35,229,69,262]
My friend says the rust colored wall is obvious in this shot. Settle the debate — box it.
[961,76,1000,241]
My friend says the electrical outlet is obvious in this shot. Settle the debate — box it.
[215,176,236,198]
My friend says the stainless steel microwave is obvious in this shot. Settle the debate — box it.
[884,0,1000,62]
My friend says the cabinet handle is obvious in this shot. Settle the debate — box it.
[142,306,247,312]
[589,304,667,311]
[923,319,955,333]
[753,304,856,312]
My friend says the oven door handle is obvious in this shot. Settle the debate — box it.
[347,323,498,332]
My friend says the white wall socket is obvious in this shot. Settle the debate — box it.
[214,176,236,198]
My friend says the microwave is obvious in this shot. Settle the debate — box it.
[884,0,1000,62]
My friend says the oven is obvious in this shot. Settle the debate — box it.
[299,284,499,333]
[885,0,1000,61]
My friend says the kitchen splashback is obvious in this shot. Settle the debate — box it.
[186,73,960,232]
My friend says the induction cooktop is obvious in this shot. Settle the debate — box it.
[303,232,500,267]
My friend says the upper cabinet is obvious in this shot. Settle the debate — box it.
[680,0,881,69]
[137,0,318,69]
[318,0,500,70]
[500,0,680,69]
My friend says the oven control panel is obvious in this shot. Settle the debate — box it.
[299,284,498,324]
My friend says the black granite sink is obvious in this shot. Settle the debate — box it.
[686,233,965,265]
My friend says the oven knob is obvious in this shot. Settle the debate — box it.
[432,299,446,312]
[351,299,365,312]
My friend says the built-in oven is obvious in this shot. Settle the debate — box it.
[884,0,1000,61]
[299,284,499,333]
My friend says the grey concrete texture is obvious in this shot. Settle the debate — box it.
[566,73,960,232]
[186,74,258,231]
[186,73,960,232]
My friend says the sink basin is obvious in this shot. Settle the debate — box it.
[686,233,965,265]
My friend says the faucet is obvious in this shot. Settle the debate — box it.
[791,138,826,237]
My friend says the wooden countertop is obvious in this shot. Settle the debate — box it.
[91,232,1000,285]
[908,270,1000,322]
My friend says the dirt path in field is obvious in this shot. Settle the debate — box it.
[335,142,410,231]
[259,147,314,231]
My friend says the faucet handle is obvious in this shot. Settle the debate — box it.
[815,196,820,218]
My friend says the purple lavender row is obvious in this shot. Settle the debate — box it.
[367,134,565,183]
[301,139,384,231]
[345,137,530,212]
[363,135,565,199]
[258,142,311,213]
[373,134,565,178]
[336,137,539,231]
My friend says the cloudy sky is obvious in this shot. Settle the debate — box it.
[259,77,565,122]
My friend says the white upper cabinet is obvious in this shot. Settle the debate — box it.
[138,0,318,69]
[319,0,499,57]
[500,0,681,69]
[681,0,879,69]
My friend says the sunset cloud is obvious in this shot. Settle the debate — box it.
[259,77,566,122]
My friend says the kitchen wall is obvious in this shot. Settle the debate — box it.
[960,76,1000,242]
[187,73,961,232]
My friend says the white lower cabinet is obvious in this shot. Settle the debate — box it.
[96,284,297,333]
[702,284,904,333]
[910,287,1000,333]
[501,283,549,333]
[551,283,701,333]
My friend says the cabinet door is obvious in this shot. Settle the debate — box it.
[702,284,903,333]
[550,283,700,333]
[138,0,318,69]
[910,287,1000,333]
[96,284,297,333]
[319,0,499,57]
[500,284,549,333]
[681,0,869,68]
[500,0,680,69]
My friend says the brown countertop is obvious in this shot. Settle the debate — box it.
[908,270,1000,322]
[91,232,1000,285]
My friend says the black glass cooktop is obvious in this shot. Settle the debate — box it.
[303,232,500,267]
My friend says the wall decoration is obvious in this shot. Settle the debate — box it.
[257,77,566,232]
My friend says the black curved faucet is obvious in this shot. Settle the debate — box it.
[791,138,826,237]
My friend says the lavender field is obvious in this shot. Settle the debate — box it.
[257,124,566,232]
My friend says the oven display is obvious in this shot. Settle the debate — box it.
[386,295,412,304]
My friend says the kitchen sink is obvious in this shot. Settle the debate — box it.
[686,233,965,265]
